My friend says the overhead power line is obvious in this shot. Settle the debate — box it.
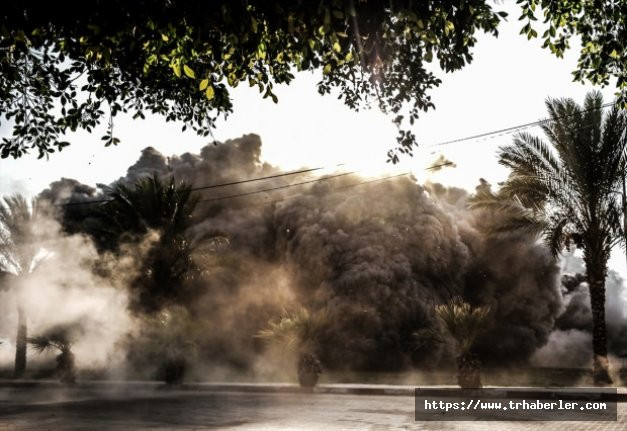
[197,171,357,203]
[197,161,454,205]
[58,161,454,207]
[59,163,345,207]
[43,99,618,208]
[222,173,414,210]
[428,102,615,148]
[203,161,454,211]
[192,163,345,191]
[56,101,614,207]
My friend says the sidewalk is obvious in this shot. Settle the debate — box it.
[2,378,626,397]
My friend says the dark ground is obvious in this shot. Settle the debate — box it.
[0,383,626,430]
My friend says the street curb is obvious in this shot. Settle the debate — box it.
[1,380,626,399]
[0,380,415,396]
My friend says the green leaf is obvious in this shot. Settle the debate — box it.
[323,63,332,75]
[333,41,341,53]
[444,21,455,36]
[171,63,181,78]
[199,79,209,90]
[205,85,215,100]
[161,33,169,42]
[183,64,196,79]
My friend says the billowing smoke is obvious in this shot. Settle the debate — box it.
[108,136,564,370]
[7,133,624,379]
[531,253,627,368]
[0,207,133,373]
[426,180,562,366]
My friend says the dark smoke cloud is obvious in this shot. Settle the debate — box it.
[266,178,472,369]
[426,180,562,366]
[121,134,276,191]
[535,254,627,367]
[36,135,585,376]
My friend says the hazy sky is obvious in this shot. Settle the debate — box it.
[0,2,623,274]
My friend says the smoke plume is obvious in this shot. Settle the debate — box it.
[8,133,624,379]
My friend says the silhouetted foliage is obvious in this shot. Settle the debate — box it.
[0,194,48,377]
[3,2,624,161]
[471,91,627,384]
[28,325,77,383]
[257,307,328,387]
[0,1,489,161]
[434,297,490,388]
[123,306,201,384]
[94,175,226,314]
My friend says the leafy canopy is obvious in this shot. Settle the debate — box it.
[517,0,626,99]
[1,1,506,161]
[1,2,624,161]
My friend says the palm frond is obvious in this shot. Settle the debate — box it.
[256,307,329,352]
[28,335,54,353]
[488,91,626,259]
[468,184,546,238]
[435,297,491,354]
[0,194,46,275]
[490,214,547,238]
[543,216,571,257]
[412,327,444,350]
[28,324,76,354]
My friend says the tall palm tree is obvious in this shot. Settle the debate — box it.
[93,175,226,314]
[471,91,627,384]
[0,195,46,377]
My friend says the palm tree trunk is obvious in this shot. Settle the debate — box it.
[456,353,482,388]
[586,258,612,384]
[14,306,27,378]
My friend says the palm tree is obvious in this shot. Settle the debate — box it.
[28,326,76,383]
[471,91,627,384]
[92,174,226,314]
[95,174,199,246]
[431,297,491,388]
[125,306,202,385]
[0,195,47,377]
[256,307,327,388]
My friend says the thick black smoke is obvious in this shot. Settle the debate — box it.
[532,254,627,368]
[427,180,562,366]
[39,135,598,375]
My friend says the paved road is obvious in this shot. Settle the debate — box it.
[0,385,625,430]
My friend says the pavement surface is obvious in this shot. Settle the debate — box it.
[0,382,625,430]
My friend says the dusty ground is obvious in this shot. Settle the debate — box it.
[0,384,625,430]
